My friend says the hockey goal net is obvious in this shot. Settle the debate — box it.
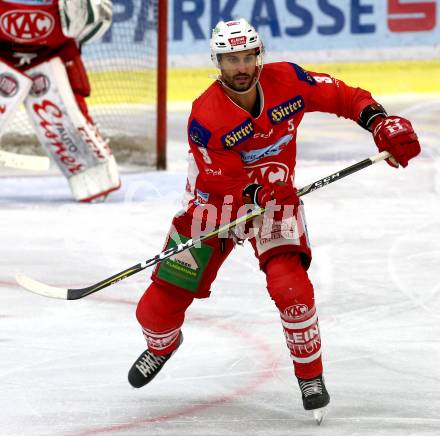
[1,0,167,169]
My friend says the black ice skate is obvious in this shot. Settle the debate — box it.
[297,374,330,425]
[128,333,183,388]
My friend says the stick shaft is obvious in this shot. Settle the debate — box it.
[298,151,390,197]
[69,151,390,299]
[17,151,390,300]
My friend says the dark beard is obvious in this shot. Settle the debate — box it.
[223,74,255,92]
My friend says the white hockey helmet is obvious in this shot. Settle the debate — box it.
[210,18,264,68]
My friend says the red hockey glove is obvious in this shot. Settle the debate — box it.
[371,116,421,168]
[242,182,299,221]
[256,182,299,208]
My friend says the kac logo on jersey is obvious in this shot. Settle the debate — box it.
[268,96,304,125]
[221,118,253,148]
[244,162,289,185]
[0,10,54,43]
[189,118,211,148]
[240,134,293,164]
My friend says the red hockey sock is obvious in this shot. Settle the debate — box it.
[266,253,323,379]
[136,282,194,355]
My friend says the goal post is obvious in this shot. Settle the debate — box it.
[156,0,167,170]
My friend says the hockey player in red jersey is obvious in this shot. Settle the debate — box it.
[0,0,120,202]
[128,19,420,422]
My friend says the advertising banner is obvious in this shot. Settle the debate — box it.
[85,0,439,64]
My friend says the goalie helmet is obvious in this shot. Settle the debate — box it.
[210,18,264,69]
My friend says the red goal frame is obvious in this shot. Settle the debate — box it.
[156,0,168,170]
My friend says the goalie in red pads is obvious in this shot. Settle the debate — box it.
[0,0,120,202]
[128,19,420,422]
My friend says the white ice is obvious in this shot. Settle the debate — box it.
[1,95,439,436]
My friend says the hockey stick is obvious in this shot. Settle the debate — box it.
[0,150,50,171]
[16,150,390,300]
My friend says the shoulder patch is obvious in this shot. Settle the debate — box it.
[189,118,212,148]
[289,63,316,86]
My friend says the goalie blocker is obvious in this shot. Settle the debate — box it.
[24,57,120,202]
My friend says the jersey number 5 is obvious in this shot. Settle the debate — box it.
[288,119,296,132]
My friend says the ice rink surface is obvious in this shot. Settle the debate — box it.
[1,95,439,436]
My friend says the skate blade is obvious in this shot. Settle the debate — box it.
[312,407,327,425]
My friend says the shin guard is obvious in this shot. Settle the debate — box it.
[266,253,323,379]
[136,282,194,356]
[24,57,120,202]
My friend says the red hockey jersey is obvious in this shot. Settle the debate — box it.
[0,0,70,66]
[185,62,377,222]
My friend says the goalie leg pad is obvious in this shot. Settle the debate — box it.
[0,60,32,134]
[265,253,323,379]
[24,57,120,202]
